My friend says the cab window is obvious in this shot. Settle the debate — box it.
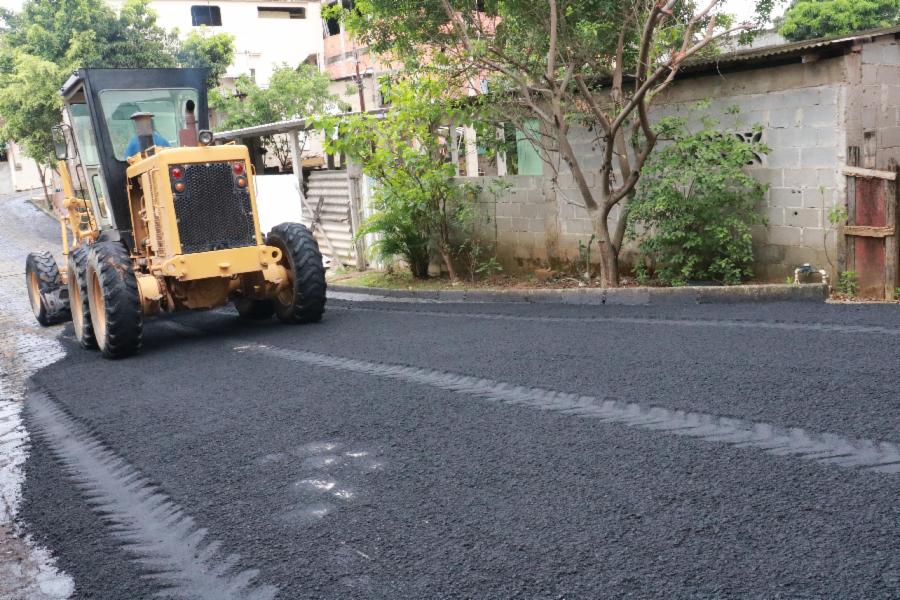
[69,104,100,165]
[99,88,199,161]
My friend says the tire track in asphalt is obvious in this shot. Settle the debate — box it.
[251,344,900,473]
[25,389,278,600]
[158,319,900,474]
[329,303,900,336]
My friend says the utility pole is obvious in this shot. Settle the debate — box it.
[355,60,366,113]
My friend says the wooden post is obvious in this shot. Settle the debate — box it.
[464,124,479,177]
[496,126,507,176]
[347,158,367,270]
[886,163,899,299]
[449,119,460,177]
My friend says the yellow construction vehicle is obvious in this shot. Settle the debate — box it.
[25,68,326,358]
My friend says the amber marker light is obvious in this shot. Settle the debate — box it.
[236,177,247,188]
[174,182,186,192]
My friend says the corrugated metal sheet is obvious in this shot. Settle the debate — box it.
[687,24,900,71]
[214,109,386,141]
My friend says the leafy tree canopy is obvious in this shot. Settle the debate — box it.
[0,0,235,164]
[780,0,900,42]
[333,0,774,287]
[315,75,477,280]
[210,64,336,169]
[210,64,336,130]
[176,27,236,89]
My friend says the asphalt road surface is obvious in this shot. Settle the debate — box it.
[3,195,900,599]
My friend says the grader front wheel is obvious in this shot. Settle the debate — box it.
[86,242,142,359]
[25,251,70,326]
[68,246,98,349]
[266,223,326,324]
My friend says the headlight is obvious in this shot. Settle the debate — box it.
[198,130,214,146]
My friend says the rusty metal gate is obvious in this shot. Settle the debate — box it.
[842,165,899,299]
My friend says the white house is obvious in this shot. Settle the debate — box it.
[112,0,325,87]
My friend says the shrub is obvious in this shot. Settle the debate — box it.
[837,271,859,297]
[317,75,473,279]
[626,114,770,286]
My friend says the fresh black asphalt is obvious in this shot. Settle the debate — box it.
[19,296,900,599]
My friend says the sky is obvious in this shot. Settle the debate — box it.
[0,0,786,24]
[0,0,786,19]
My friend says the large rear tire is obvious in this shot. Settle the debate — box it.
[86,242,142,359]
[25,251,70,326]
[267,223,326,324]
[68,246,98,349]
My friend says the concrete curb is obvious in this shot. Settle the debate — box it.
[330,283,829,305]
[26,195,58,220]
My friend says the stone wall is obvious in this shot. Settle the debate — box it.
[461,36,900,282]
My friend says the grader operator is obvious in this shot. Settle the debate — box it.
[25,68,326,358]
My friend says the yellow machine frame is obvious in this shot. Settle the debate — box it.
[58,143,290,315]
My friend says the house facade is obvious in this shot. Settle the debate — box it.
[112,0,324,87]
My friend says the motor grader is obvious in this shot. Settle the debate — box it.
[25,68,326,358]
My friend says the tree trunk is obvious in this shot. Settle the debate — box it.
[437,245,458,281]
[591,210,620,287]
[36,161,52,211]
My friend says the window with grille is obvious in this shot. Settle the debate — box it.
[191,5,222,26]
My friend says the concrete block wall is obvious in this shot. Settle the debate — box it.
[858,36,900,170]
[463,56,854,280]
[458,34,900,282]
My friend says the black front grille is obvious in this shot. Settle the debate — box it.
[173,163,256,254]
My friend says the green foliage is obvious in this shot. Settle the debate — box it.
[176,28,236,89]
[210,65,335,168]
[339,1,773,73]
[316,76,476,279]
[458,239,504,284]
[0,52,66,164]
[780,0,899,41]
[578,234,596,280]
[626,114,770,286]
[333,1,774,287]
[475,255,504,280]
[827,202,849,227]
[837,271,859,296]
[0,0,235,166]
[2,0,179,68]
